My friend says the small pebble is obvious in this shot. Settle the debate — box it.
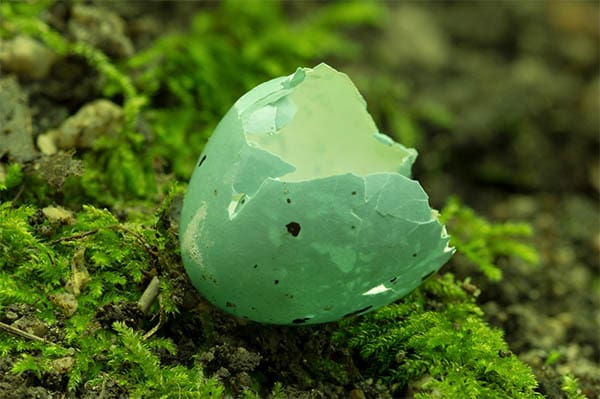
[68,4,134,58]
[0,36,57,80]
[37,99,123,154]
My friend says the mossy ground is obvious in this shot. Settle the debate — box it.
[0,2,598,398]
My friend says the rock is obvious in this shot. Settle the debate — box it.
[65,248,90,296]
[37,99,123,154]
[0,36,57,80]
[0,76,37,161]
[42,206,76,226]
[4,311,19,321]
[12,315,48,338]
[51,356,75,374]
[48,292,78,317]
[68,4,134,58]
[30,152,85,189]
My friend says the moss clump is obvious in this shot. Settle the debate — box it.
[440,197,539,281]
[334,273,541,398]
[0,197,203,395]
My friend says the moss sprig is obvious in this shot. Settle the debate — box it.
[440,197,539,281]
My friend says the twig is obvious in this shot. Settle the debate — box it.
[137,276,160,314]
[50,227,104,244]
[11,183,25,202]
[0,321,77,353]
[139,276,164,341]
[50,224,159,257]
[142,311,164,341]
[0,320,52,344]
[98,377,107,399]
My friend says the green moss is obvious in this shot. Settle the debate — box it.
[334,273,542,398]
[561,374,587,399]
[0,203,56,315]
[0,196,217,395]
[107,321,223,398]
[440,197,539,281]
[12,353,56,379]
[0,163,23,191]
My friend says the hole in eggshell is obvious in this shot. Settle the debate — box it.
[362,284,390,295]
[227,193,247,219]
[286,221,301,237]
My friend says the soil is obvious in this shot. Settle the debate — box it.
[0,2,598,399]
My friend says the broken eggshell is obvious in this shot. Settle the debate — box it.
[180,63,454,325]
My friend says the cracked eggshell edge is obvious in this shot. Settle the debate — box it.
[179,64,454,324]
